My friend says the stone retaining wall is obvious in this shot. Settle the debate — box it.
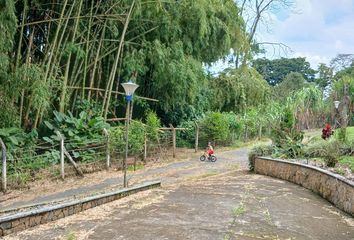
[0,181,161,236]
[254,157,354,216]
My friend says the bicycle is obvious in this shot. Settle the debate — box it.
[200,153,217,162]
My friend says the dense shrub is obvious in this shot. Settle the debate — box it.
[248,144,273,171]
[303,139,342,167]
[145,111,161,143]
[109,120,146,157]
[200,112,230,145]
[128,120,146,155]
[271,107,304,158]
[43,111,109,147]
[176,120,196,148]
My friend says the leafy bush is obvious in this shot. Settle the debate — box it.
[43,111,109,147]
[248,144,273,171]
[145,111,161,143]
[270,107,304,158]
[128,120,146,155]
[109,126,125,154]
[303,139,342,167]
[224,112,242,141]
[109,120,146,157]
[336,128,348,143]
[200,112,230,144]
[0,128,37,151]
[176,120,196,148]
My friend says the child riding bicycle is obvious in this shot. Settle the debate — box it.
[205,142,214,158]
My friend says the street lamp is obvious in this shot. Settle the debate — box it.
[334,100,340,109]
[121,80,139,188]
[334,100,340,129]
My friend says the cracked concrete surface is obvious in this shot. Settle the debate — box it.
[3,148,354,240]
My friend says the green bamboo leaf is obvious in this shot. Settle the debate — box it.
[8,136,19,145]
[44,121,54,130]
[43,137,54,144]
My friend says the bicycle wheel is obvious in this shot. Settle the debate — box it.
[200,155,206,161]
[210,155,217,162]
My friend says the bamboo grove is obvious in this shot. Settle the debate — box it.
[0,0,249,129]
[1,0,353,132]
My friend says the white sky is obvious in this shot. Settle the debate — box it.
[257,0,354,69]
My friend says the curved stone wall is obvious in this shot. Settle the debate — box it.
[254,157,354,216]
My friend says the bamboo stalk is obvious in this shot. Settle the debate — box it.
[88,21,106,101]
[102,1,136,120]
[29,0,70,128]
[17,14,126,28]
[82,0,94,100]
[60,0,83,113]
[15,1,27,70]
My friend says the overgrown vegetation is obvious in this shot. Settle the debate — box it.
[0,1,353,186]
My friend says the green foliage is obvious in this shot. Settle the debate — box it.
[0,97,18,128]
[331,75,354,125]
[42,111,109,149]
[0,0,18,128]
[176,120,196,148]
[128,120,145,155]
[252,57,316,86]
[224,112,242,141]
[145,111,161,143]
[248,144,273,171]
[338,156,354,172]
[336,128,348,143]
[271,107,304,158]
[210,67,270,112]
[109,126,125,153]
[109,120,146,156]
[0,127,37,150]
[303,139,342,167]
[315,63,333,90]
[274,72,307,100]
[201,112,230,144]
[145,40,206,124]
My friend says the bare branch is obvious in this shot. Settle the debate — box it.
[256,41,293,57]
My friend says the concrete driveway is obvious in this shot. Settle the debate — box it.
[4,148,354,240]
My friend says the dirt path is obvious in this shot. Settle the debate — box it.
[3,147,354,240]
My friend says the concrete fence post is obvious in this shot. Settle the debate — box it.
[170,124,176,158]
[0,138,7,193]
[56,131,65,180]
[195,122,199,153]
[144,133,147,162]
[103,128,110,170]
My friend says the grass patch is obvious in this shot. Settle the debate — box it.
[338,155,354,171]
[67,232,77,240]
[304,127,354,142]
[346,126,354,140]
[127,164,144,171]
[232,204,246,217]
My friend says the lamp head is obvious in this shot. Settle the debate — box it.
[121,80,139,96]
[334,100,340,109]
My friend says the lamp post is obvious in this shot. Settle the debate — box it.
[334,100,340,129]
[121,80,139,188]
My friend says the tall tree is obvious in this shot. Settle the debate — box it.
[274,72,307,100]
[252,57,316,86]
[234,0,294,67]
[1,0,248,129]
[0,0,18,127]
[315,63,333,91]
[209,66,271,112]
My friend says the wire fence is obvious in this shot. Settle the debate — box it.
[0,128,180,191]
